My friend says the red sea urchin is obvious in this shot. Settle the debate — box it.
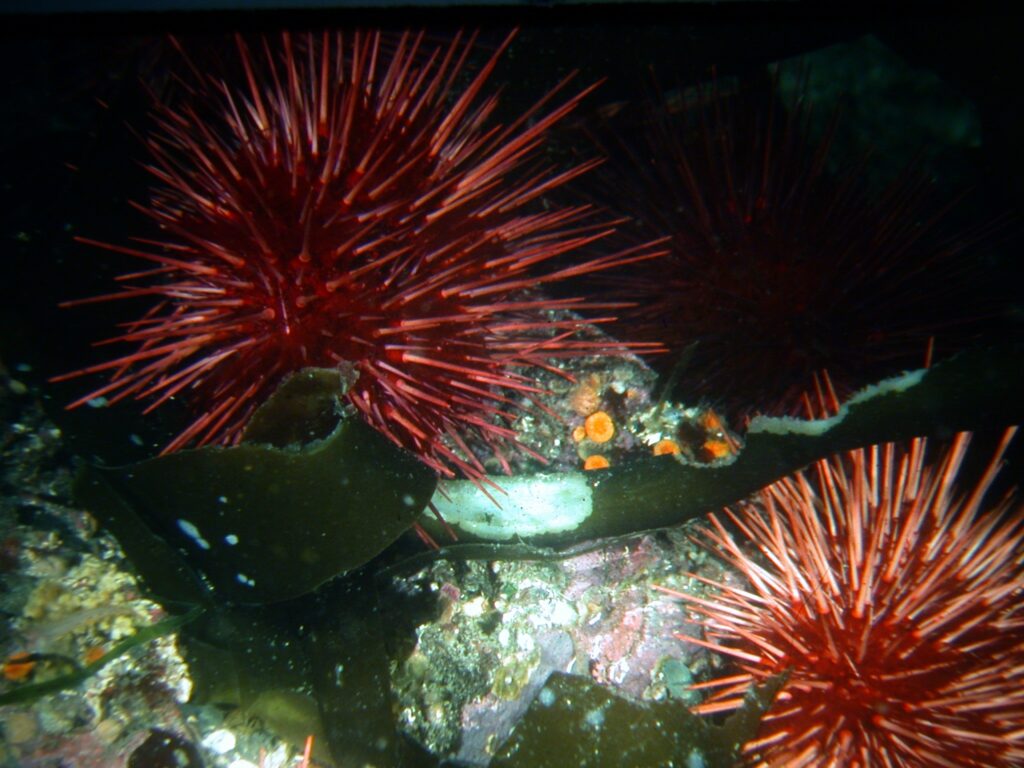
[52,30,661,481]
[585,74,992,420]
[656,427,1024,767]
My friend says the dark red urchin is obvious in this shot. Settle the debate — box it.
[52,30,661,482]
[656,426,1024,767]
[584,75,993,420]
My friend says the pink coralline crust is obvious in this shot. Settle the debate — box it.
[562,535,702,700]
[15,704,189,768]
[18,729,145,768]
[54,30,663,483]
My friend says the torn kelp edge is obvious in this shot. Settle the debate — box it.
[746,367,926,437]
[74,369,437,605]
[420,345,1022,546]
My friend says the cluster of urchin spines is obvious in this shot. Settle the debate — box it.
[658,427,1024,767]
[55,29,664,480]
[581,75,991,421]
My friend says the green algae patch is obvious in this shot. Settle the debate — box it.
[247,689,334,765]
[491,671,783,768]
[74,368,436,605]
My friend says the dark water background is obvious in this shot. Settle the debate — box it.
[1,3,1021,467]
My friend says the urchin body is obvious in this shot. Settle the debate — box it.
[57,31,659,480]
[587,80,985,419]
[658,428,1024,766]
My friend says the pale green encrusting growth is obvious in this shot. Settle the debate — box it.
[431,473,594,540]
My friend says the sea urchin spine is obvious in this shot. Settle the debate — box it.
[657,427,1024,767]
[585,74,992,419]
[54,30,662,482]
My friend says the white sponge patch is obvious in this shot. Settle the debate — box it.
[432,473,594,540]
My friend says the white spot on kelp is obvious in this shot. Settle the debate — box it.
[177,519,211,550]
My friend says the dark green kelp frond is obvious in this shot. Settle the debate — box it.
[491,671,785,768]
[75,368,436,605]
[421,344,1024,546]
